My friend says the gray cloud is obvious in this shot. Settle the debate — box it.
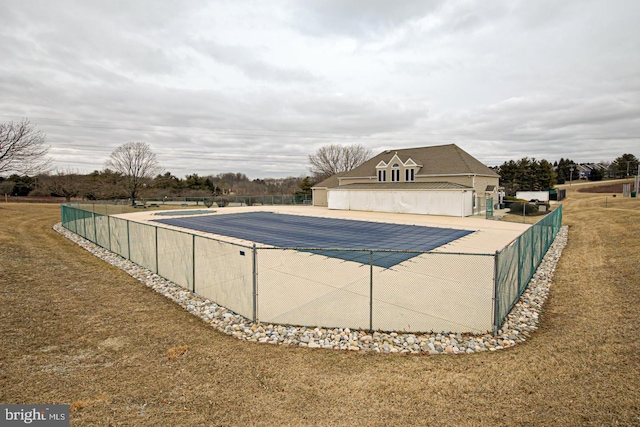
[0,0,638,179]
[289,0,446,38]
[194,39,320,83]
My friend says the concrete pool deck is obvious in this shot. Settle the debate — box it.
[115,205,530,254]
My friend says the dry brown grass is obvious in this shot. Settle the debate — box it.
[1,189,639,426]
[575,178,636,194]
[499,212,544,224]
[166,346,189,361]
[70,393,109,413]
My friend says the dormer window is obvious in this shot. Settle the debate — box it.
[405,168,415,182]
[391,164,400,182]
[376,154,421,183]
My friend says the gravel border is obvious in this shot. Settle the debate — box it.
[53,223,568,355]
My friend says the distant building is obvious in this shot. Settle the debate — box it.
[312,144,499,217]
[577,163,609,179]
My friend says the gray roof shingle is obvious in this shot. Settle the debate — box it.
[341,144,499,179]
[313,172,345,188]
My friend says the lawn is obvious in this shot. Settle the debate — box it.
[1,186,639,426]
[576,178,637,194]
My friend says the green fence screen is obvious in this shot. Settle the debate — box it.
[494,205,563,333]
[60,203,563,335]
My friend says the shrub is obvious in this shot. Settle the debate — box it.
[509,201,539,215]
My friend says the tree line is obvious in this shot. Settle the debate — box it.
[0,121,372,202]
[0,122,319,202]
[1,119,638,201]
[0,169,315,202]
[496,154,639,196]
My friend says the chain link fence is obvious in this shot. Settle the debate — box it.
[64,195,312,216]
[495,205,563,331]
[60,204,562,334]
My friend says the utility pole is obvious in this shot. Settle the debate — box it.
[569,166,575,186]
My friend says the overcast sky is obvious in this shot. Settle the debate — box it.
[1,0,639,179]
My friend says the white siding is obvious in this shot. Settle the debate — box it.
[312,188,328,207]
[327,189,473,217]
[516,191,550,202]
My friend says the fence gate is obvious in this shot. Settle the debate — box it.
[486,197,494,219]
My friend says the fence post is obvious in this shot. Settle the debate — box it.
[82,209,87,238]
[517,234,522,293]
[92,212,97,244]
[369,250,374,333]
[107,215,112,251]
[252,244,258,323]
[155,226,159,274]
[192,234,196,292]
[126,220,131,260]
[531,225,536,268]
[492,251,500,336]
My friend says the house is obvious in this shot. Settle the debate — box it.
[576,164,591,180]
[577,163,609,180]
[312,144,499,217]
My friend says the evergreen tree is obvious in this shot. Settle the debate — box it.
[497,158,557,196]
[588,167,604,181]
[611,154,639,178]
[556,158,579,183]
[296,176,315,195]
[6,174,35,196]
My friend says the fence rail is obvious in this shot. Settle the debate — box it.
[60,204,562,335]
[68,195,313,215]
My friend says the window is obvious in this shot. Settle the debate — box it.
[405,168,415,182]
[378,170,386,182]
[391,168,400,182]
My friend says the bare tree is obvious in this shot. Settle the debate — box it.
[106,142,162,204]
[0,119,51,175]
[308,144,372,181]
[86,169,127,200]
[40,169,87,202]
